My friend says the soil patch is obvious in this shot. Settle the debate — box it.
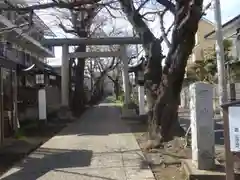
[125,117,191,180]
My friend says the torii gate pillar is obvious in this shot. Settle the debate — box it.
[120,45,131,105]
[61,44,69,107]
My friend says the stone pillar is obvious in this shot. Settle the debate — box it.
[120,45,130,105]
[189,82,214,170]
[138,85,145,115]
[38,88,47,121]
[61,44,69,107]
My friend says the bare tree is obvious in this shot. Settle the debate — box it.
[1,0,208,147]
[0,0,120,116]
[114,0,205,148]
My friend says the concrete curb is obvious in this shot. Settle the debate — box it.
[182,159,240,180]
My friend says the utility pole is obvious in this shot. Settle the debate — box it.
[213,1,235,180]
[213,0,228,106]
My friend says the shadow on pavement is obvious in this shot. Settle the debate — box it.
[0,148,93,180]
[1,147,150,180]
[0,99,152,180]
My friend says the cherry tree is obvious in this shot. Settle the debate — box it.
[115,0,205,148]
[0,0,209,147]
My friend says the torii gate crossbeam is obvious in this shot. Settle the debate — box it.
[43,37,144,114]
[41,37,143,46]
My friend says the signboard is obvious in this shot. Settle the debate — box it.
[229,106,240,152]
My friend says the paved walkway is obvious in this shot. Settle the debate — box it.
[0,101,155,180]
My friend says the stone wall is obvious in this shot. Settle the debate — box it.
[19,87,61,121]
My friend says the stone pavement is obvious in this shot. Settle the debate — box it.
[0,101,155,180]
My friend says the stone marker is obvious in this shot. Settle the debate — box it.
[38,88,47,121]
[189,82,214,170]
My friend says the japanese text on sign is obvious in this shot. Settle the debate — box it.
[229,106,240,152]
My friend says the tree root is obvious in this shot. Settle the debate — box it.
[143,139,164,152]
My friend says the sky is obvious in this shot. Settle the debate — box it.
[206,0,240,23]
[39,0,240,66]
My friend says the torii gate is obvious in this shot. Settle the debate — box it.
[41,37,143,109]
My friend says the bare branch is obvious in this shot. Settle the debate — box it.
[0,23,29,34]
[98,1,121,11]
[107,74,114,82]
[0,0,100,12]
[128,47,144,64]
[142,15,156,22]
[201,2,212,16]
[89,18,108,37]
[141,11,161,17]
[118,0,156,47]
[136,0,150,12]
[103,6,119,19]
[158,9,171,48]
[59,23,76,34]
[155,0,176,14]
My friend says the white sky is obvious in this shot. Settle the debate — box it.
[35,0,240,66]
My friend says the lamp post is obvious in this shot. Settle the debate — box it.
[136,69,145,115]
[129,57,146,115]
[36,73,45,85]
[36,72,47,122]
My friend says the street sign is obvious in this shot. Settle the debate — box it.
[229,106,240,152]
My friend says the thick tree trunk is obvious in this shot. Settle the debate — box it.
[90,74,105,103]
[70,8,96,116]
[72,31,87,116]
[144,41,164,143]
[72,54,86,116]
[114,80,120,100]
[149,0,203,144]
[119,0,203,147]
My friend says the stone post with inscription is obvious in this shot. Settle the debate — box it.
[189,82,215,170]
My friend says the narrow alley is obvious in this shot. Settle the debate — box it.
[0,101,154,180]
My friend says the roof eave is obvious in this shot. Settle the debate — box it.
[0,15,54,57]
[205,14,240,40]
